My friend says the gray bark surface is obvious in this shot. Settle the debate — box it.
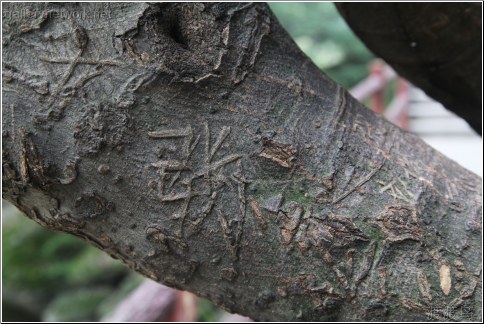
[2,2,482,321]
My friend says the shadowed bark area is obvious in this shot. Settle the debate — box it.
[2,2,482,321]
[337,3,482,135]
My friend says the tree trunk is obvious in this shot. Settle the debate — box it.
[2,2,481,321]
[337,3,482,135]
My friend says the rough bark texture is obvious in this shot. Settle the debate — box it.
[337,3,482,135]
[2,2,482,321]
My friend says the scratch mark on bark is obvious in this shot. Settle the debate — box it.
[355,241,376,286]
[379,267,386,296]
[10,104,15,142]
[235,160,247,260]
[209,126,231,161]
[318,246,349,289]
[333,161,384,204]
[248,195,267,230]
[148,127,192,138]
[204,122,210,164]
[345,249,355,277]
[417,269,432,301]
[41,57,122,66]
[334,85,347,126]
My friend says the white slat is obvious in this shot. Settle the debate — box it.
[408,116,475,134]
[408,102,455,118]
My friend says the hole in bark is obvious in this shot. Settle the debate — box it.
[167,20,187,48]
[152,5,189,50]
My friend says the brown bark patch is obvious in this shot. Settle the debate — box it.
[258,140,296,168]
[439,264,452,295]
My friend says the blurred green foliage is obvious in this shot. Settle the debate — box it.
[2,3,374,322]
[197,298,224,322]
[43,288,113,322]
[269,2,374,88]
[2,204,136,321]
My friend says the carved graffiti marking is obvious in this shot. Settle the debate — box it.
[377,177,414,204]
[148,123,245,258]
[239,191,382,298]
[40,26,122,107]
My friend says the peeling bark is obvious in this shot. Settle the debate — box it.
[2,2,482,321]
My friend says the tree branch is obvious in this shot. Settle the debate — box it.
[337,3,482,134]
[2,2,481,321]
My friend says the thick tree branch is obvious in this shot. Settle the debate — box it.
[2,2,481,321]
[337,3,482,135]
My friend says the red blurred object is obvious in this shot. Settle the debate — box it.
[350,59,410,129]
[369,60,385,114]
[166,290,198,322]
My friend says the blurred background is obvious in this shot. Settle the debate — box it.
[2,3,481,322]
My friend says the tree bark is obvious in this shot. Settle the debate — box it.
[2,2,481,321]
[337,3,482,135]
